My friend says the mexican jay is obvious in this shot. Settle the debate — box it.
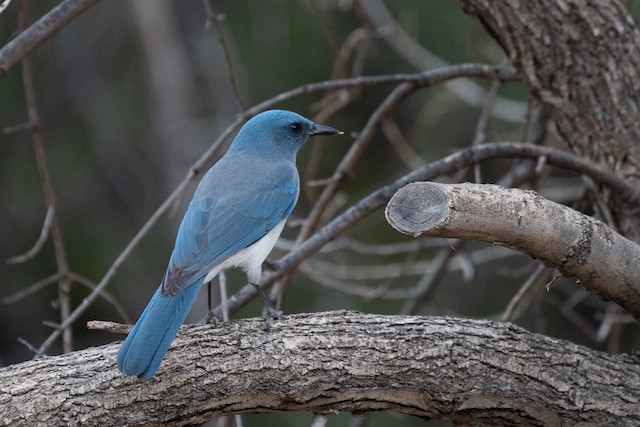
[117,110,340,380]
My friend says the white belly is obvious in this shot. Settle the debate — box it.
[203,220,286,284]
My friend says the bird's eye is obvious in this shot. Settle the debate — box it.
[289,123,303,134]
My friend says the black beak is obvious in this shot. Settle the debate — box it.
[309,123,343,137]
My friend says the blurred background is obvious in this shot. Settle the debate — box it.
[1,1,639,426]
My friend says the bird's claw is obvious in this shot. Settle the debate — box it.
[262,307,283,331]
[204,311,222,326]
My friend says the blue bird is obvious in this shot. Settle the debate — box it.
[117,110,341,380]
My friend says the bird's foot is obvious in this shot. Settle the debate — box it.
[204,311,222,326]
[251,282,283,331]
[262,307,283,332]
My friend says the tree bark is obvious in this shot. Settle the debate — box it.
[1,311,639,426]
[459,0,640,241]
[385,182,640,319]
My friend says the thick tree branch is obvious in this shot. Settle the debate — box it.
[386,182,640,319]
[1,311,639,426]
[459,0,640,241]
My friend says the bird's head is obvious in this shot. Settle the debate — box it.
[230,110,342,158]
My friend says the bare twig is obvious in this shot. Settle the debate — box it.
[400,241,463,315]
[502,263,547,321]
[203,0,246,111]
[17,337,44,357]
[471,78,502,182]
[3,121,35,134]
[1,272,64,305]
[6,205,54,264]
[68,272,132,324]
[382,118,425,169]
[86,320,131,334]
[19,0,73,354]
[0,0,104,79]
[358,0,527,122]
[299,246,519,300]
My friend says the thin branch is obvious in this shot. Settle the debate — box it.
[6,205,54,264]
[382,118,426,169]
[19,0,73,353]
[471,78,502,182]
[251,63,520,108]
[400,242,462,315]
[0,0,104,79]
[502,263,547,321]
[358,0,527,122]
[67,272,132,324]
[17,337,43,357]
[203,0,246,111]
[305,26,374,202]
[3,120,35,134]
[86,320,130,334]
[1,272,64,305]
[309,0,341,55]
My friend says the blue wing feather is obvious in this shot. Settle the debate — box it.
[162,154,298,295]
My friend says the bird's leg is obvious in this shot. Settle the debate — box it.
[204,279,222,326]
[251,282,282,331]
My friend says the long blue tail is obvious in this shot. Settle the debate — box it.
[117,277,204,380]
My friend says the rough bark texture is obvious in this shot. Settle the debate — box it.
[1,311,639,426]
[385,182,640,319]
[459,0,640,242]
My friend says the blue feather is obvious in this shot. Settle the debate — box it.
[116,110,340,379]
[117,277,204,380]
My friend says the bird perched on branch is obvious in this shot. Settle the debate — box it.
[117,110,341,380]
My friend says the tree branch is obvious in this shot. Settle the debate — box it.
[2,311,639,426]
[386,182,640,319]
[0,0,104,79]
[459,0,640,241]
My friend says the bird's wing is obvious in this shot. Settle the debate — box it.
[160,163,298,296]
